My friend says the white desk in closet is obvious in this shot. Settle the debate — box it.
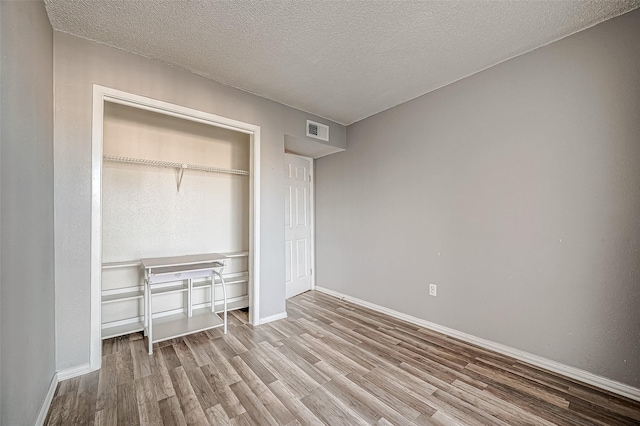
[141,253,228,355]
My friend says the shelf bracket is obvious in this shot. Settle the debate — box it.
[176,164,187,192]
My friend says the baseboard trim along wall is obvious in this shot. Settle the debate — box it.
[36,372,58,426]
[315,286,640,402]
[57,363,92,382]
[259,311,288,325]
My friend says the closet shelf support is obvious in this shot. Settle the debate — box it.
[176,166,186,192]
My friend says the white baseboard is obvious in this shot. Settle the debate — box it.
[36,372,58,426]
[315,286,640,402]
[57,363,92,381]
[259,311,288,325]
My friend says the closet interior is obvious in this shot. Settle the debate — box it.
[100,102,250,343]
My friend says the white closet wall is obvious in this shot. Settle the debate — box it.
[101,102,250,329]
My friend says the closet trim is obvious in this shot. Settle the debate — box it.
[90,85,261,371]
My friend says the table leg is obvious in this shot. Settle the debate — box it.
[148,282,153,355]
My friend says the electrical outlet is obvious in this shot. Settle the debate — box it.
[429,284,437,297]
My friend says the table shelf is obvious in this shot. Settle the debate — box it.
[151,308,224,344]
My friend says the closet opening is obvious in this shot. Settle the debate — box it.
[90,85,261,370]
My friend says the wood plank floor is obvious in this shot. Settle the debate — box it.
[45,290,640,425]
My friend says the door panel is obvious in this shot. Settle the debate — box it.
[285,154,312,299]
[285,186,292,227]
[296,187,307,226]
[285,240,292,283]
[296,239,308,278]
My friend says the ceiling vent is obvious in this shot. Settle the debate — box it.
[306,120,329,142]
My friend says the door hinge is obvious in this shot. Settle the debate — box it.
[310,268,313,275]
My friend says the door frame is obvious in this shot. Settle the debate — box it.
[91,85,261,370]
[284,153,315,295]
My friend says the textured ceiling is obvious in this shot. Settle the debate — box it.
[45,0,639,125]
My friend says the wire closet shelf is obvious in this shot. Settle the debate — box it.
[103,155,250,176]
[103,155,249,191]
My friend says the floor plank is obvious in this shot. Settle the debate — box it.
[46,292,640,425]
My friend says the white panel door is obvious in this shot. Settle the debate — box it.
[285,154,313,299]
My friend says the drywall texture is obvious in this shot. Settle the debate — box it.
[316,9,640,387]
[53,31,345,371]
[0,1,56,424]
[102,103,250,262]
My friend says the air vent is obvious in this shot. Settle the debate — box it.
[306,120,329,142]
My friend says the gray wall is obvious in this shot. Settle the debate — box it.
[0,1,56,424]
[316,9,640,387]
[53,32,346,371]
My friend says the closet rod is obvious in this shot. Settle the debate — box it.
[103,155,250,176]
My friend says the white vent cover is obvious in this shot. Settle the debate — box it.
[306,120,329,142]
